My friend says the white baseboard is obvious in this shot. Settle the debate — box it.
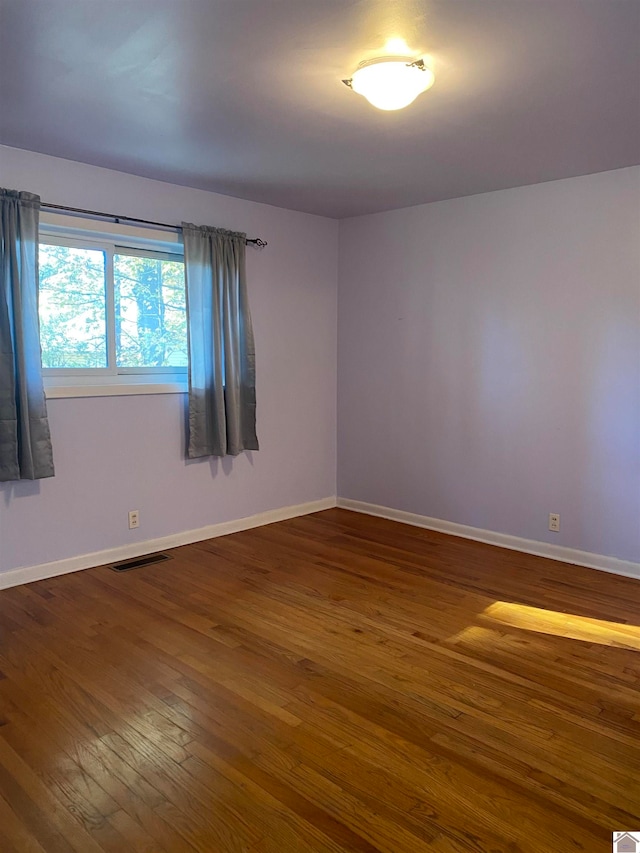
[5,495,637,591]
[0,497,337,591]
[337,498,640,581]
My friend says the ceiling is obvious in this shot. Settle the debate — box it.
[1,0,638,218]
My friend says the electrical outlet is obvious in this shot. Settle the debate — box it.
[549,513,560,532]
[128,510,140,530]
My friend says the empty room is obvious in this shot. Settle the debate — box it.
[0,1,639,851]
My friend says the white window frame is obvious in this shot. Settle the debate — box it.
[39,214,188,398]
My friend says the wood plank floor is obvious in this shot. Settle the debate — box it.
[0,508,639,852]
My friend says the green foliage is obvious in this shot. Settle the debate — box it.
[39,243,107,368]
[38,244,188,370]
[114,254,187,368]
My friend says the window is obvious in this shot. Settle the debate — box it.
[39,241,108,369]
[38,230,188,393]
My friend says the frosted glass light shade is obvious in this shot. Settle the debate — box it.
[348,57,434,111]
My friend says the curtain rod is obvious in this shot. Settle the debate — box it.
[40,202,268,248]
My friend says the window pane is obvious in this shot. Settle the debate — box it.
[39,244,107,368]
[114,253,188,368]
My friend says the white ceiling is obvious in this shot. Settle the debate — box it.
[1,0,638,218]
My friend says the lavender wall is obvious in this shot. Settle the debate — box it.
[338,167,640,563]
[0,146,338,574]
[1,149,637,574]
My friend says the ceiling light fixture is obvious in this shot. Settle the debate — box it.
[342,56,435,111]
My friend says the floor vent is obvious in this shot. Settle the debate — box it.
[110,553,172,572]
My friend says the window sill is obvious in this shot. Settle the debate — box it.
[45,383,187,399]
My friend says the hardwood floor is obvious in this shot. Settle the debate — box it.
[0,508,639,852]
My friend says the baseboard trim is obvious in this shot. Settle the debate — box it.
[0,497,337,591]
[337,498,640,581]
[6,496,637,591]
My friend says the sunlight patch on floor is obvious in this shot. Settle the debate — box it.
[474,601,640,651]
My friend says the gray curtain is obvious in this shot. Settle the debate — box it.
[182,223,258,458]
[0,189,54,481]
